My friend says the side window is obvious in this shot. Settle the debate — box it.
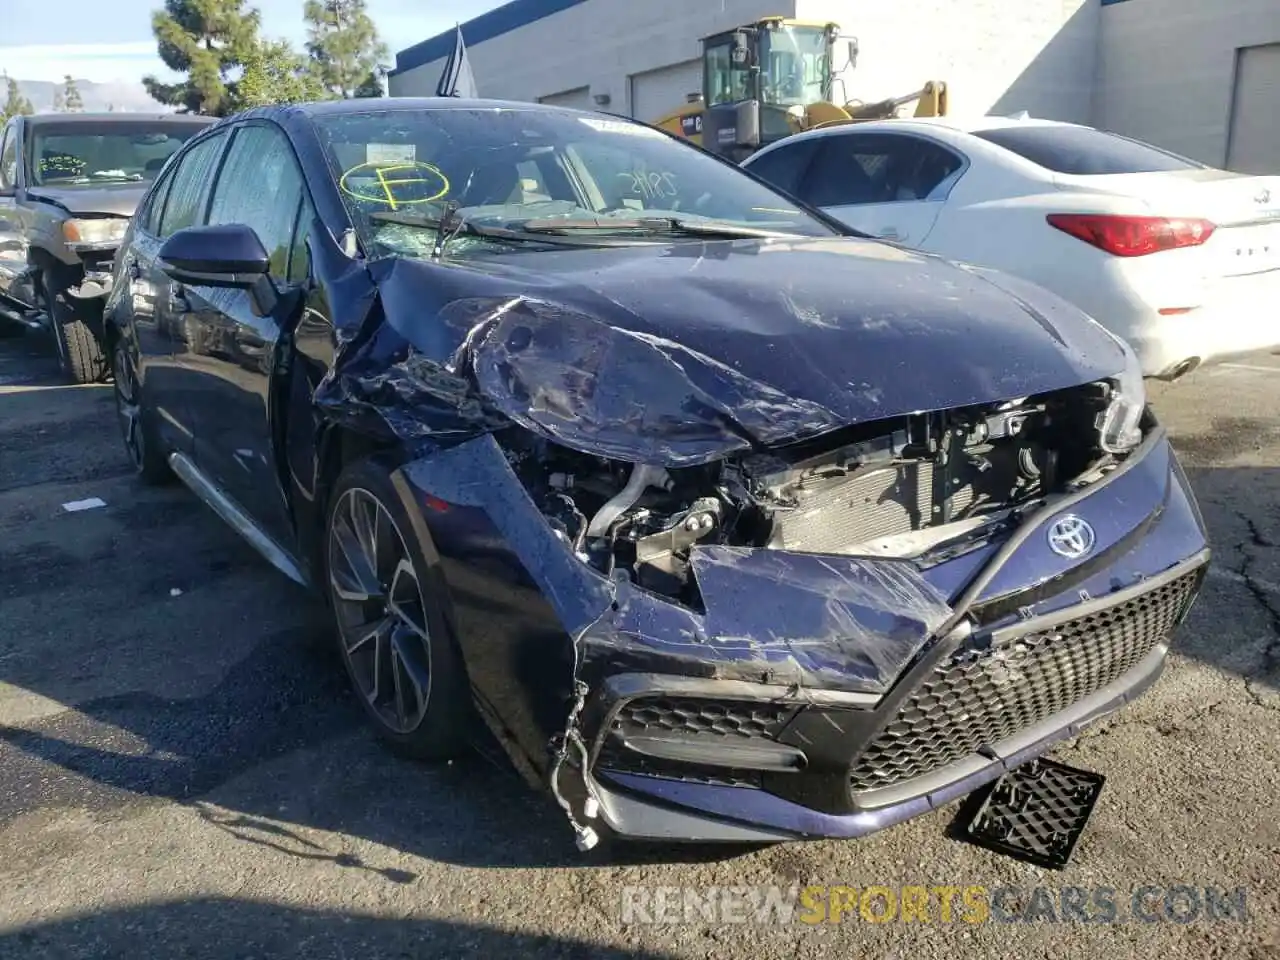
[745,139,822,196]
[0,126,17,189]
[140,169,175,236]
[800,134,963,207]
[159,132,228,237]
[206,124,306,281]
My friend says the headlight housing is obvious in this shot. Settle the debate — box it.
[1096,332,1146,454]
[62,218,128,245]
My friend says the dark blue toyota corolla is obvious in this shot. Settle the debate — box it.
[104,98,1209,850]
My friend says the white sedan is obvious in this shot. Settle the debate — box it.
[742,116,1280,379]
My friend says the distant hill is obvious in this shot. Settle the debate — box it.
[10,78,171,114]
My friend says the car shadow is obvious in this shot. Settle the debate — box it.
[0,898,682,960]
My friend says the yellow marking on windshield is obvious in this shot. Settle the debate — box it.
[374,165,396,210]
[339,161,451,207]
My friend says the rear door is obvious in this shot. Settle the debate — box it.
[124,128,231,455]
[180,121,314,549]
[794,132,966,246]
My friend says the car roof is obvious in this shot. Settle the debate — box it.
[23,112,216,126]
[245,96,605,121]
[746,114,1088,157]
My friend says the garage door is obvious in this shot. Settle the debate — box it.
[538,86,594,111]
[629,60,702,123]
[1228,43,1280,174]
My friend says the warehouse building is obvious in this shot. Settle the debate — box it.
[388,0,1280,172]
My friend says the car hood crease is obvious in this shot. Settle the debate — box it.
[318,236,1126,464]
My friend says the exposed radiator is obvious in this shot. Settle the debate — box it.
[772,463,974,553]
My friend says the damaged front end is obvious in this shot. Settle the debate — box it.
[326,248,1207,847]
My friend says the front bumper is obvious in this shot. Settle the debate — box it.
[582,428,1209,842]
[399,421,1209,843]
[588,552,1203,841]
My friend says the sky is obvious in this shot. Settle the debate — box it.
[0,0,503,84]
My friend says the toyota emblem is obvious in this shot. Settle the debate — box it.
[1047,515,1096,559]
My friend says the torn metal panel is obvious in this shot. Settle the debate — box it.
[687,545,951,693]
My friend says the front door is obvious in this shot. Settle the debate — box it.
[0,122,28,302]
[177,122,313,550]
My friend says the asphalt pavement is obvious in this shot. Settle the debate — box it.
[0,330,1277,959]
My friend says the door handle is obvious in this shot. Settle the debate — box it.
[126,260,141,281]
[878,227,902,241]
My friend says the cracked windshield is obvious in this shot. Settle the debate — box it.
[314,107,835,258]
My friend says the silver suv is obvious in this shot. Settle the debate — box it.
[0,112,215,382]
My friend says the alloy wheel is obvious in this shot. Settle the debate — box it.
[328,487,434,734]
[112,346,145,469]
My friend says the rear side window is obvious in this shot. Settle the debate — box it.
[140,170,174,236]
[800,133,963,207]
[745,138,822,196]
[159,132,228,237]
[972,125,1204,175]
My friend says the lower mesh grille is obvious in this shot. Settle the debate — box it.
[595,697,798,788]
[848,570,1201,793]
[610,696,796,740]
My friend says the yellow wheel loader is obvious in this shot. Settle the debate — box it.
[651,17,948,162]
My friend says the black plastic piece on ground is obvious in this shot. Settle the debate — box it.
[954,757,1106,870]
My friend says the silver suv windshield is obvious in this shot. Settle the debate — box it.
[29,121,203,186]
[311,106,837,258]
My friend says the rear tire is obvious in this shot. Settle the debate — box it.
[44,270,108,384]
[111,339,171,485]
[324,458,470,761]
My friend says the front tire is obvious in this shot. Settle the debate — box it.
[324,458,469,760]
[43,270,108,384]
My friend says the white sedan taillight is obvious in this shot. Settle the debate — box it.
[1046,214,1216,257]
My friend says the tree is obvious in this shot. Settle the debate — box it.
[237,38,328,109]
[143,0,262,116]
[1,74,33,123]
[303,0,389,99]
[63,75,83,112]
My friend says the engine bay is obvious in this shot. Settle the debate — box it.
[507,382,1120,606]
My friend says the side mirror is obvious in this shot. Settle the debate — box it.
[158,223,279,315]
[730,32,752,68]
[847,38,859,69]
[158,223,270,285]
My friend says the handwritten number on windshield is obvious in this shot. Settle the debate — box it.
[618,170,678,201]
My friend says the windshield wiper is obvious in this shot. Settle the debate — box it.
[518,217,802,239]
[368,209,564,257]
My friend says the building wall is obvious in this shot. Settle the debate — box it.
[796,0,1099,122]
[1097,0,1280,168]
[388,0,797,121]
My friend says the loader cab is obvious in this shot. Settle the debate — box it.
[700,18,838,159]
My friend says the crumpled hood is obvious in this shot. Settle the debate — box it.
[335,235,1127,465]
[25,183,147,217]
